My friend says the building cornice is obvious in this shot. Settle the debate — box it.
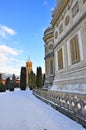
[44,52,54,59]
[51,0,69,27]
[54,11,86,50]
[43,27,54,42]
[43,32,53,42]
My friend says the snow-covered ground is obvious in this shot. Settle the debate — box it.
[0,89,85,130]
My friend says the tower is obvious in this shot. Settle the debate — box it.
[26,58,32,85]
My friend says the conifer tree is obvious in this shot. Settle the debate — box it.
[9,74,16,91]
[5,77,10,90]
[20,67,26,90]
[36,67,43,88]
[28,71,36,90]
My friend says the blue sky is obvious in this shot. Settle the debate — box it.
[0,0,55,76]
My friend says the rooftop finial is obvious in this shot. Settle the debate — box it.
[27,56,31,62]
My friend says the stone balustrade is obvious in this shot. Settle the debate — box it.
[33,89,86,128]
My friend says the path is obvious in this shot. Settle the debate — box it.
[0,89,85,130]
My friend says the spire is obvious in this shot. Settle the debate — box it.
[27,57,31,62]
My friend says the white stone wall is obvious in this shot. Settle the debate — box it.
[43,0,86,88]
[53,0,86,87]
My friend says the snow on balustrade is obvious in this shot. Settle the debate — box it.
[33,86,86,128]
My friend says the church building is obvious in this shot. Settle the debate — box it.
[26,59,32,85]
[43,0,86,91]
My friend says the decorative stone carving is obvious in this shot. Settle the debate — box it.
[55,31,58,39]
[72,1,79,18]
[59,24,63,34]
[83,0,86,3]
[65,15,70,26]
[84,22,86,32]
[48,44,53,50]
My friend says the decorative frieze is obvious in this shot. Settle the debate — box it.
[59,24,63,34]
[55,31,58,39]
[72,1,79,18]
[84,22,86,32]
[65,15,70,26]
[48,44,53,50]
[83,0,86,3]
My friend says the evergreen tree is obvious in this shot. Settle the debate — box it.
[9,74,16,91]
[20,67,26,90]
[12,74,16,82]
[0,74,2,83]
[36,67,43,88]
[5,77,10,90]
[28,71,36,90]
[0,83,6,92]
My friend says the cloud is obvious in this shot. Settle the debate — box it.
[0,25,16,38]
[0,45,20,56]
[0,44,25,75]
[0,58,26,76]
[0,53,8,62]
[0,65,21,76]
[0,24,23,75]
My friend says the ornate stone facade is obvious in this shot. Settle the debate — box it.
[43,27,54,87]
[43,0,86,91]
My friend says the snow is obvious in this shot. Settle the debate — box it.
[0,89,85,130]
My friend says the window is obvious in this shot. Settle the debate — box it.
[46,60,49,74]
[58,48,63,70]
[70,34,80,64]
[50,60,53,74]
[27,64,28,68]
[65,15,70,26]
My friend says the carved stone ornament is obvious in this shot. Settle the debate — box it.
[55,31,58,39]
[48,44,53,50]
[84,22,86,32]
[59,24,63,34]
[65,15,70,26]
[72,1,79,18]
[83,0,86,3]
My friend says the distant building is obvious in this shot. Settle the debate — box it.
[43,0,86,90]
[26,59,32,85]
[2,79,6,85]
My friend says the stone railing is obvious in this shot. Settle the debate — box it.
[33,89,86,128]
